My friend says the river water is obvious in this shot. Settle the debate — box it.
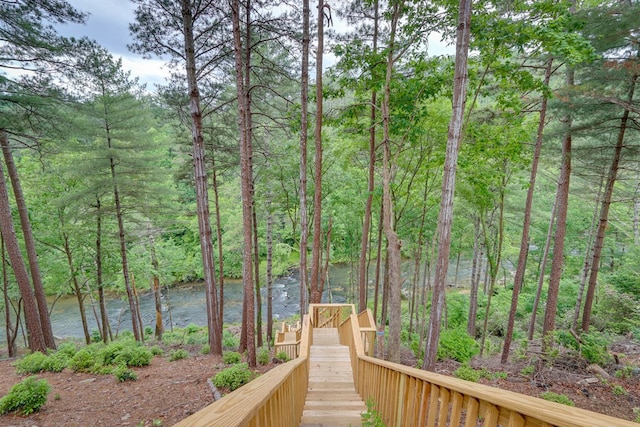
[0,259,478,345]
[0,268,355,345]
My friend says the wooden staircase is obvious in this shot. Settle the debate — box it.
[300,328,367,427]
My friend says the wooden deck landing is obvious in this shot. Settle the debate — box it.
[300,328,366,427]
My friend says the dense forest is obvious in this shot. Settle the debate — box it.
[1,0,639,376]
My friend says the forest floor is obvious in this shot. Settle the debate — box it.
[0,339,639,426]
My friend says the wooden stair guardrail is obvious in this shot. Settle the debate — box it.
[337,310,638,427]
[175,303,636,427]
[173,314,312,427]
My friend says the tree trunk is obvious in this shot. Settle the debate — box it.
[150,232,163,341]
[181,0,222,356]
[501,58,552,363]
[541,68,574,356]
[63,231,91,345]
[95,197,110,343]
[0,144,46,353]
[232,0,256,367]
[2,236,18,357]
[572,176,603,330]
[0,134,55,349]
[212,158,225,330]
[581,74,637,333]
[253,203,262,348]
[299,0,310,316]
[381,0,403,364]
[423,0,472,372]
[373,201,384,323]
[467,216,481,337]
[266,196,273,346]
[310,0,326,304]
[528,195,556,341]
[358,0,379,314]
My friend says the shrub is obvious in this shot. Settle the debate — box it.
[612,385,628,396]
[200,345,210,355]
[13,352,49,374]
[169,349,189,362]
[113,346,153,367]
[257,348,270,365]
[44,352,69,373]
[540,392,574,406]
[223,351,242,364]
[437,328,479,363]
[361,398,386,427]
[275,351,290,362]
[213,363,252,391]
[57,341,78,358]
[222,329,240,349]
[68,349,98,372]
[185,323,201,334]
[144,326,153,337]
[149,345,164,356]
[113,365,138,382]
[99,342,127,365]
[453,364,482,382]
[0,376,51,415]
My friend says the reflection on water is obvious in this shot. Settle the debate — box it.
[0,259,478,345]
[0,270,349,344]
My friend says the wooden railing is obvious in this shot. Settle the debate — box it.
[173,315,312,427]
[175,303,636,427]
[274,320,302,360]
[337,312,638,427]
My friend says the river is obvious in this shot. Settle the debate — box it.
[0,259,479,345]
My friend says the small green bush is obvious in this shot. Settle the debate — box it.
[257,348,270,365]
[200,344,210,354]
[144,326,153,337]
[13,352,49,374]
[43,352,68,373]
[57,342,78,358]
[275,351,290,362]
[222,329,240,349]
[540,392,574,406]
[68,349,98,372]
[185,323,201,334]
[612,385,628,396]
[361,398,386,427]
[223,351,242,364]
[113,346,153,367]
[99,342,127,365]
[213,363,252,391]
[149,345,164,356]
[453,364,482,382]
[113,365,138,382]
[437,328,479,363]
[169,349,189,362]
[0,376,51,415]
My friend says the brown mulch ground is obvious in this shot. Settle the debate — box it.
[0,340,639,426]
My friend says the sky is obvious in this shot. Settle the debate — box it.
[59,0,171,88]
[58,1,454,90]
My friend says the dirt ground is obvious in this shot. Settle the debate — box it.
[0,340,639,426]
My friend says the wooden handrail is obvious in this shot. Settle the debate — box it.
[335,308,637,427]
[174,314,311,427]
[175,304,636,427]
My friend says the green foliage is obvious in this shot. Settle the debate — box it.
[68,348,98,372]
[13,352,50,374]
[149,345,164,356]
[595,288,640,334]
[222,329,240,349]
[113,365,138,382]
[57,342,78,358]
[200,345,210,354]
[520,365,535,376]
[275,351,290,362]
[113,346,153,367]
[615,366,634,379]
[453,365,483,382]
[540,392,574,406]
[212,363,252,391]
[361,398,386,427]
[557,330,611,365]
[257,348,270,365]
[612,385,627,396]
[169,349,189,362]
[223,351,242,364]
[0,376,51,415]
[437,328,479,363]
